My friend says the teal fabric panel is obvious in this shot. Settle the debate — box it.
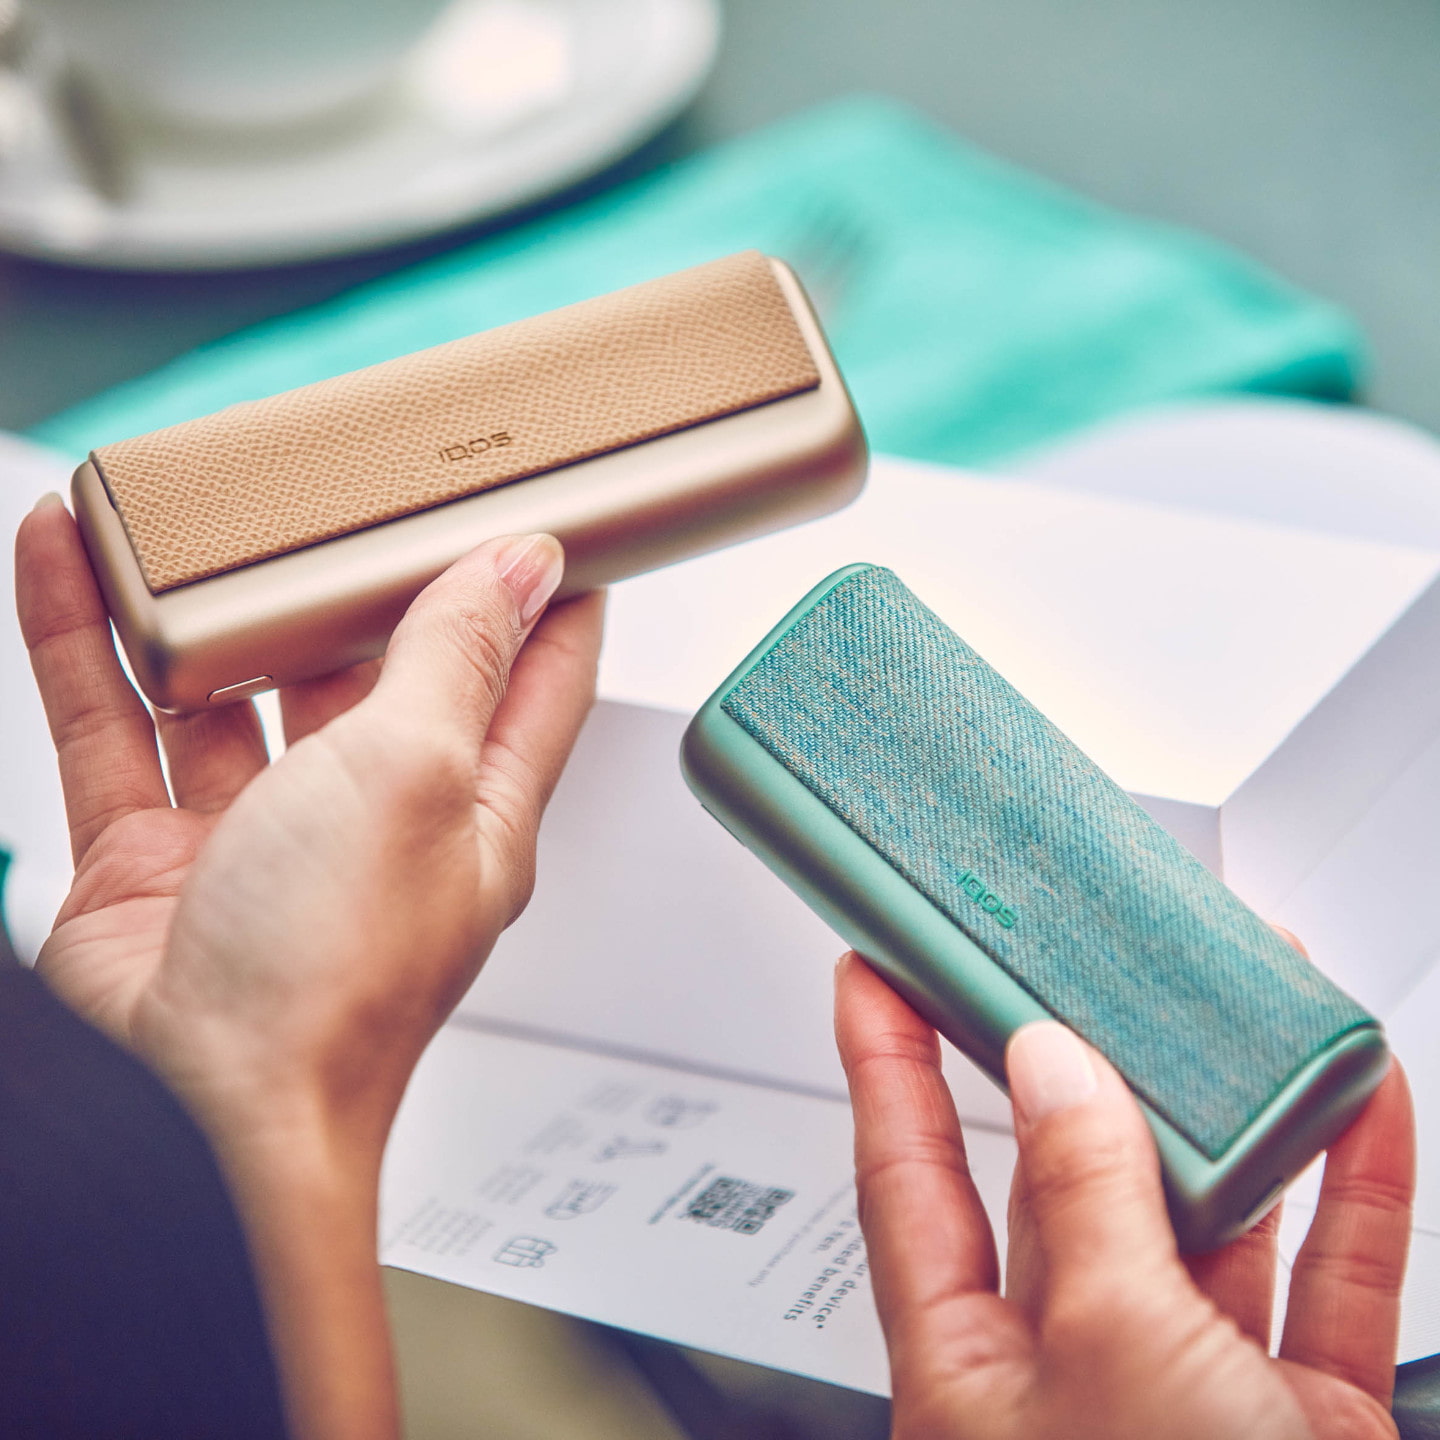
[29,95,1363,468]
[723,566,1373,1159]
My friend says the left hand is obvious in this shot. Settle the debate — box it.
[15,494,604,1440]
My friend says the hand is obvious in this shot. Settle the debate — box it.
[835,952,1414,1440]
[15,494,604,1440]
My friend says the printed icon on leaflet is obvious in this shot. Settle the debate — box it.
[544,1180,616,1221]
[493,1236,557,1269]
[594,1135,668,1163]
[646,1095,717,1129]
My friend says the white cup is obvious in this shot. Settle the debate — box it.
[20,0,453,132]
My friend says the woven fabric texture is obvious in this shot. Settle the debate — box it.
[723,566,1372,1158]
[94,250,818,593]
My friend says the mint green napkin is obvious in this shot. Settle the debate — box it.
[29,95,1363,467]
[0,847,12,956]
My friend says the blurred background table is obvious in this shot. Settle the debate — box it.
[2,0,1438,437]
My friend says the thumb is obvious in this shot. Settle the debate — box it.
[367,533,564,748]
[1007,1022,1187,1310]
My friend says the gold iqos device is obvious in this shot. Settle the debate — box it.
[73,252,867,710]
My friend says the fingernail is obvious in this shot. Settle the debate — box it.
[32,491,64,512]
[495,534,563,626]
[1007,1021,1098,1126]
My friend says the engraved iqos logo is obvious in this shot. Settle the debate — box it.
[957,868,1017,928]
[439,432,513,461]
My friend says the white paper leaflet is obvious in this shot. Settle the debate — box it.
[381,1022,1017,1392]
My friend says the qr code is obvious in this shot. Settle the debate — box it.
[683,1176,794,1235]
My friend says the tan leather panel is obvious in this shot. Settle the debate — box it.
[93,251,821,593]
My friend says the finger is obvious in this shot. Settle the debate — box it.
[154,701,269,813]
[364,534,563,758]
[1003,1158,1044,1322]
[1184,1199,1283,1347]
[14,494,169,863]
[280,658,383,745]
[472,590,604,919]
[835,954,1010,1364]
[1280,1061,1414,1407]
[1006,1022,1189,1315]
[1272,924,1309,958]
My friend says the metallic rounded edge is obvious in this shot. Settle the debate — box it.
[71,457,179,709]
[1158,1023,1389,1252]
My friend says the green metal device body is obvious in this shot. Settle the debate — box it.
[681,564,1388,1253]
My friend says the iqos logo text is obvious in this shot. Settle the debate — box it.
[957,868,1017,928]
[439,432,513,461]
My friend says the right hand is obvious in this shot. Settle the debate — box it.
[835,952,1415,1440]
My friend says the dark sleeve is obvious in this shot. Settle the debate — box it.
[0,862,290,1440]
[1395,1355,1440,1439]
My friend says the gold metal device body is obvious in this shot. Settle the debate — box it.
[74,256,866,711]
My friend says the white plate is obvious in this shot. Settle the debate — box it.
[0,0,719,269]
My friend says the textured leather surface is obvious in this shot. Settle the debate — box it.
[723,566,1374,1159]
[93,251,820,593]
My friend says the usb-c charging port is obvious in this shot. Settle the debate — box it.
[208,675,274,705]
